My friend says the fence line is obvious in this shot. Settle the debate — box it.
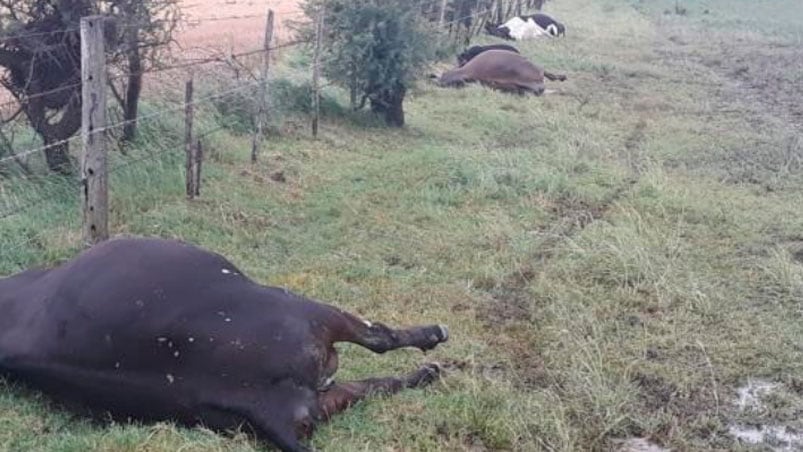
[0,0,487,46]
[0,77,265,170]
[0,77,262,190]
[1,3,501,167]
[0,8,303,252]
[1,3,524,258]
[0,0,484,107]
[0,39,307,113]
[0,112,227,224]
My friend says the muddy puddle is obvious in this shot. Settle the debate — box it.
[728,379,803,451]
[615,437,669,452]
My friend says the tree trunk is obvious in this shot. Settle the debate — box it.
[349,68,358,110]
[384,91,405,127]
[369,86,406,127]
[44,140,71,174]
[122,14,142,142]
[122,70,142,142]
[24,90,81,174]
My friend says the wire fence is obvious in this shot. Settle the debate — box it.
[0,1,516,271]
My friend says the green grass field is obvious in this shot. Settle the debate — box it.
[1,0,802,450]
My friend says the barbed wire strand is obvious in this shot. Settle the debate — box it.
[0,73,260,185]
[0,82,83,111]
[0,0,481,46]
[0,6,308,44]
[1,4,506,222]
[0,135,80,166]
[107,123,228,175]
[0,39,307,112]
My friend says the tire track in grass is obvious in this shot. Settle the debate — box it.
[465,127,645,385]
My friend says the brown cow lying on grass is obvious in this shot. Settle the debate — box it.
[0,238,450,452]
[436,49,567,95]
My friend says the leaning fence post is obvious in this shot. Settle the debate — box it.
[81,15,109,245]
[184,78,195,199]
[311,3,324,138]
[438,0,448,27]
[251,8,274,163]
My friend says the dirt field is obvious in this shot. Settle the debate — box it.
[0,1,303,116]
[177,0,302,54]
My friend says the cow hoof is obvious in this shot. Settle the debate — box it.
[421,324,450,352]
[416,324,450,353]
[428,324,449,343]
[438,325,449,342]
[407,362,443,388]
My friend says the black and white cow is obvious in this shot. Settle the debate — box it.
[485,13,566,41]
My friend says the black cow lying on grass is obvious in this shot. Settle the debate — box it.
[457,44,520,67]
[0,238,449,452]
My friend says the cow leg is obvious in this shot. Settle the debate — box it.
[544,71,567,82]
[329,310,449,353]
[316,363,442,421]
[519,82,545,96]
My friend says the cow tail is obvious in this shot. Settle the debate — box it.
[544,71,567,82]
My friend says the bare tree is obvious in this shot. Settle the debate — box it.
[0,0,179,172]
[106,0,178,143]
[0,0,90,172]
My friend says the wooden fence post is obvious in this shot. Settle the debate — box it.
[184,78,195,199]
[438,0,448,27]
[81,15,108,245]
[251,8,274,163]
[194,139,203,197]
[311,3,324,138]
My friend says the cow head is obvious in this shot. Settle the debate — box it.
[484,22,514,41]
[456,51,472,67]
[435,69,467,88]
[533,83,546,96]
[548,21,566,37]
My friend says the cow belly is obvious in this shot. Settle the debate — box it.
[3,292,325,398]
[523,22,549,39]
[2,357,200,422]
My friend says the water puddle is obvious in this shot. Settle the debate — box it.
[728,379,803,451]
[615,438,669,452]
[735,379,780,411]
[728,424,803,451]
